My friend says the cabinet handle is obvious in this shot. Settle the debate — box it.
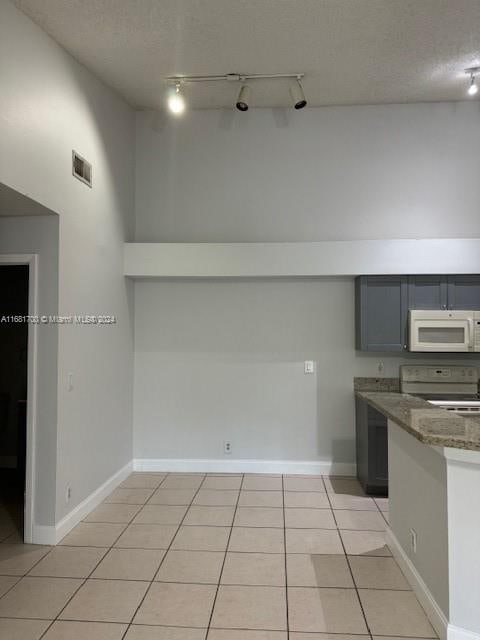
[442,304,447,309]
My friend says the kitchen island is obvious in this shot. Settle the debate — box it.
[356,390,480,640]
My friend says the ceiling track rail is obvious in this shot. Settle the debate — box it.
[165,72,305,84]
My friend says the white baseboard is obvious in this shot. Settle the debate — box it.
[447,625,480,640]
[31,525,58,546]
[133,458,356,476]
[386,527,449,640]
[32,461,133,545]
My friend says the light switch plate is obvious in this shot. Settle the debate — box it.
[304,360,315,374]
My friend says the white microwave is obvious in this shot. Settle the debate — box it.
[409,310,480,352]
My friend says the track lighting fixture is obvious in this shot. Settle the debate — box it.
[167,82,186,115]
[290,77,307,109]
[465,67,479,97]
[236,85,250,111]
[165,72,307,113]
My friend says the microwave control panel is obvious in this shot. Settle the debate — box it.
[475,311,480,352]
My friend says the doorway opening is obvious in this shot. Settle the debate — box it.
[0,265,29,542]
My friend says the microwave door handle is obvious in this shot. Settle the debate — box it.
[467,318,474,349]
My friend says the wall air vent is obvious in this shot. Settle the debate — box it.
[72,150,92,187]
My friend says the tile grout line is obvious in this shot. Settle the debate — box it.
[0,544,398,566]
[36,474,167,640]
[204,473,244,639]
[119,472,209,640]
[282,474,290,640]
[0,612,439,638]
[0,575,23,602]
[323,476,373,639]
[0,537,56,602]
[0,580,414,590]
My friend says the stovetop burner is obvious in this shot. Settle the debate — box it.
[414,393,480,401]
[426,400,480,414]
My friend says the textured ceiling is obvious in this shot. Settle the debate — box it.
[13,0,480,109]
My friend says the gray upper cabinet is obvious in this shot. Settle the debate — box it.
[408,276,448,310]
[356,274,480,352]
[355,276,408,351]
[447,276,480,310]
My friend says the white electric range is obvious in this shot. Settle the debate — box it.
[400,365,480,415]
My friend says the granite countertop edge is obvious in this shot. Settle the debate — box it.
[353,377,400,392]
[356,390,480,452]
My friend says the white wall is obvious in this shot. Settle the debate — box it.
[135,104,480,243]
[0,0,135,526]
[0,215,59,526]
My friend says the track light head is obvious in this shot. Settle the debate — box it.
[167,83,186,115]
[465,67,480,97]
[290,78,307,109]
[468,75,478,96]
[236,84,250,111]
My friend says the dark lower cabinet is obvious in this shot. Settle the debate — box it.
[355,397,388,496]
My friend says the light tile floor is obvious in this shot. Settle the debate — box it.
[0,473,438,640]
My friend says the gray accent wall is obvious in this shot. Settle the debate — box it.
[135,104,480,243]
[133,102,480,465]
[0,1,135,526]
[133,278,480,465]
[388,421,449,617]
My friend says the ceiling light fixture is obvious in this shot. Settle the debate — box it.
[167,82,186,114]
[465,67,479,96]
[165,72,306,112]
[290,77,307,109]
[236,84,250,111]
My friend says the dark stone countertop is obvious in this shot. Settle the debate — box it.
[356,391,480,452]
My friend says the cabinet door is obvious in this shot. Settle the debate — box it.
[356,276,408,351]
[356,399,388,495]
[408,276,448,310]
[447,276,480,310]
[355,398,369,490]
[368,422,388,486]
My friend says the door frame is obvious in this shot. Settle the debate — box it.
[0,254,38,543]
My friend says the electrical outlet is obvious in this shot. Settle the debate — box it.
[409,528,417,553]
[224,441,232,455]
[378,361,384,373]
[65,485,72,503]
